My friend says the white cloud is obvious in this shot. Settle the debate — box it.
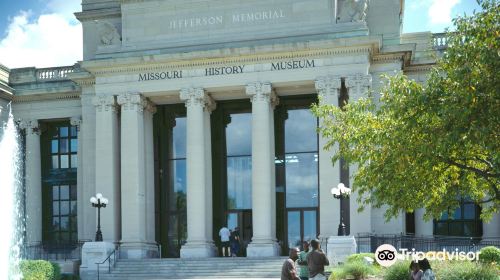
[428,0,460,25]
[0,0,82,69]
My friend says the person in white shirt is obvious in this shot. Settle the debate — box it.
[219,225,231,257]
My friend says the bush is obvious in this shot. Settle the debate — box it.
[383,261,410,280]
[437,261,498,280]
[479,246,500,264]
[20,260,61,280]
[328,267,347,280]
[341,261,374,280]
[346,253,377,266]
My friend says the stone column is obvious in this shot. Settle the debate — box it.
[483,212,500,238]
[92,95,120,242]
[80,92,97,241]
[70,117,83,240]
[117,93,157,258]
[144,102,157,243]
[20,119,42,246]
[415,208,434,236]
[345,74,373,236]
[245,82,280,257]
[179,88,216,258]
[315,76,342,242]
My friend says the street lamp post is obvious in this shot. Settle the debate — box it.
[331,183,352,236]
[90,193,108,242]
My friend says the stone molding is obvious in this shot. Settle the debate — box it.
[179,88,215,112]
[70,116,82,131]
[346,74,372,98]
[117,93,148,113]
[245,82,278,106]
[92,95,117,113]
[315,75,342,99]
[13,92,80,103]
[19,119,40,135]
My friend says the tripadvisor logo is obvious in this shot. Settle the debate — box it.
[374,244,481,267]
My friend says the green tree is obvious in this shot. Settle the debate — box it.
[312,0,499,221]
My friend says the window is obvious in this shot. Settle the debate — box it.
[41,122,78,245]
[434,198,482,237]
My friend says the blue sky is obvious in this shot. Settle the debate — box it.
[0,0,481,69]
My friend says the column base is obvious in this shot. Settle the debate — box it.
[246,240,280,257]
[119,241,158,259]
[327,236,357,266]
[180,242,217,258]
[80,241,115,275]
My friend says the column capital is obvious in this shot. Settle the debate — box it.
[180,88,216,112]
[70,116,82,131]
[92,95,118,112]
[117,93,149,113]
[345,74,372,89]
[315,75,342,99]
[245,82,278,106]
[19,119,40,135]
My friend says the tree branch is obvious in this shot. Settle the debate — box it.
[439,156,500,179]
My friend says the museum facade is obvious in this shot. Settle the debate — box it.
[0,0,498,259]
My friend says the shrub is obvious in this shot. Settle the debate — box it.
[20,260,61,280]
[479,246,500,264]
[437,261,498,280]
[383,261,410,280]
[346,253,377,266]
[328,267,347,280]
[341,261,374,280]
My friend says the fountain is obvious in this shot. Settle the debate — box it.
[0,104,23,280]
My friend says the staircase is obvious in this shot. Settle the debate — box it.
[98,257,287,279]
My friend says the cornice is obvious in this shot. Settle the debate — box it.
[74,8,121,21]
[0,90,13,101]
[83,43,378,76]
[13,92,81,103]
[404,63,436,73]
[68,70,96,86]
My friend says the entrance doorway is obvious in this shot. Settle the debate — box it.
[227,210,252,256]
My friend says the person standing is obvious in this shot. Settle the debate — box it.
[297,241,311,280]
[219,225,231,257]
[306,239,329,280]
[419,258,435,280]
[281,248,301,280]
[410,260,423,280]
[230,226,240,257]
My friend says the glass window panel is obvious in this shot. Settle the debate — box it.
[52,217,60,230]
[70,139,78,153]
[285,153,318,208]
[53,127,59,138]
[60,155,69,168]
[60,201,70,215]
[70,126,77,137]
[60,217,69,231]
[169,159,187,211]
[287,211,301,249]
[51,140,58,153]
[53,201,59,215]
[60,232,70,242]
[453,207,462,219]
[227,156,252,210]
[60,185,69,200]
[70,216,77,231]
[434,222,448,235]
[60,139,68,153]
[449,222,462,236]
[440,211,449,220]
[463,204,475,219]
[60,127,68,137]
[71,201,77,215]
[285,109,317,153]
[226,113,252,156]
[172,117,186,159]
[303,210,317,242]
[70,155,78,168]
[52,186,59,199]
[52,156,59,169]
[463,222,477,237]
[70,185,77,200]
[227,213,238,231]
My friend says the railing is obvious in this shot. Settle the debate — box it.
[36,66,75,82]
[356,233,500,253]
[23,239,91,261]
[96,248,118,280]
[432,33,449,50]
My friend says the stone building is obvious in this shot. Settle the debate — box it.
[0,0,498,263]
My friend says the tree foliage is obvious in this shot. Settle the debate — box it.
[312,0,500,221]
